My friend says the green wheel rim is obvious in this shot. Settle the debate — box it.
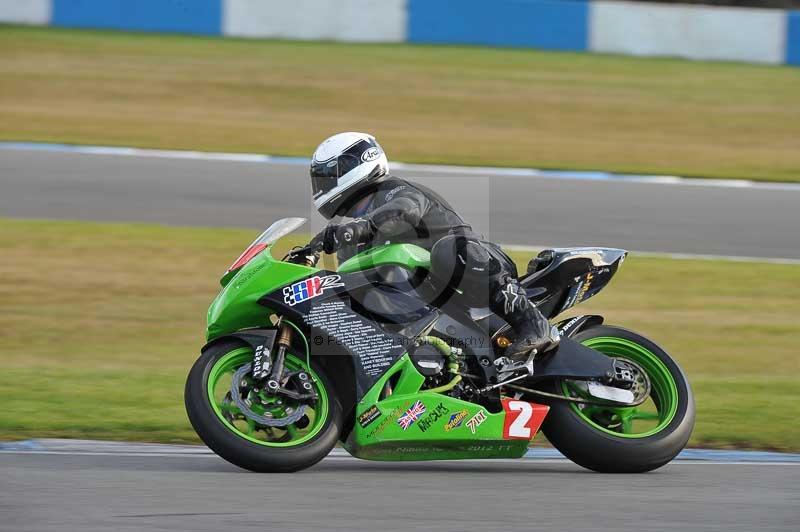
[207,347,329,447]
[562,336,679,439]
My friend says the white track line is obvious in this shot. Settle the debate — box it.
[1,450,798,466]
[2,442,799,465]
[3,142,800,264]
[501,245,800,266]
[3,142,800,192]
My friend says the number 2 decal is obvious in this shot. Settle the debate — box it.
[502,399,550,440]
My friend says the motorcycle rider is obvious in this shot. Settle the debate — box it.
[309,132,559,375]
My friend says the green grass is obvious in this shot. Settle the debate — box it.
[1,25,799,182]
[1,218,798,450]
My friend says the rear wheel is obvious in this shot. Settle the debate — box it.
[185,340,341,472]
[541,325,694,473]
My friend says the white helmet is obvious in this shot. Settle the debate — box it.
[310,132,389,219]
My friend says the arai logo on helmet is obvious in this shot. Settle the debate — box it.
[361,147,381,162]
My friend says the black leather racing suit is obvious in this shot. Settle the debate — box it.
[332,176,552,358]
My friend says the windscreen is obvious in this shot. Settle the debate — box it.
[251,217,307,247]
[225,217,308,274]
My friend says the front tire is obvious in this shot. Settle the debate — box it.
[185,340,342,472]
[541,325,695,473]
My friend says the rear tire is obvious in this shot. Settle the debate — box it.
[185,340,342,472]
[541,325,695,473]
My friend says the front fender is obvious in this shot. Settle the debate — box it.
[201,328,278,355]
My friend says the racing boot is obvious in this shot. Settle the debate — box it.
[490,279,560,380]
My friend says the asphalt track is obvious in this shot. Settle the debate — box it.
[2,146,800,530]
[2,445,798,532]
[1,146,799,259]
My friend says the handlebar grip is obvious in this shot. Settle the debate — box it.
[308,232,325,252]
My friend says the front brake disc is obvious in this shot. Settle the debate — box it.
[230,364,307,427]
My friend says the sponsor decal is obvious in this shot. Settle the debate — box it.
[397,400,426,430]
[465,444,515,452]
[358,405,381,429]
[283,275,344,306]
[501,399,549,440]
[361,147,382,162]
[559,316,581,336]
[366,405,404,439]
[390,444,515,454]
[576,272,594,303]
[234,261,266,288]
[563,282,582,310]
[417,403,449,433]
[566,249,605,256]
[443,410,468,432]
[252,343,270,379]
[393,446,439,454]
[465,410,487,434]
[562,271,593,310]
[384,185,406,202]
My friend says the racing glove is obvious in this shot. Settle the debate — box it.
[320,219,374,254]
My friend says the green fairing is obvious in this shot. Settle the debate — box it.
[337,244,431,274]
[343,355,532,461]
[207,238,540,460]
[206,247,317,341]
[208,243,430,341]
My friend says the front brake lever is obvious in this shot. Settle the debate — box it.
[286,242,322,266]
[304,250,321,267]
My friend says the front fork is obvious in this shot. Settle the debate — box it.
[265,320,293,394]
[260,320,317,401]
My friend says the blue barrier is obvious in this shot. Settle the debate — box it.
[1,0,796,66]
[788,11,800,66]
[51,0,222,35]
[408,0,589,51]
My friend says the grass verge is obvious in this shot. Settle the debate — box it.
[1,25,799,182]
[1,218,798,450]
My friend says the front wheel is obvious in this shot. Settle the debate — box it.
[185,340,342,472]
[541,325,695,473]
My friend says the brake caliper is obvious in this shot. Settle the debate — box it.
[229,363,308,427]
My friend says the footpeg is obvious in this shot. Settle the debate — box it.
[478,350,537,393]
[495,349,537,381]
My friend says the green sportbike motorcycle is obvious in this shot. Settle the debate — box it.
[185,218,694,473]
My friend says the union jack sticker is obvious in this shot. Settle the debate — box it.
[397,400,426,430]
[283,275,344,306]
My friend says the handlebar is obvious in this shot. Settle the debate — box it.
[284,225,356,266]
[284,233,324,266]
[309,231,328,253]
